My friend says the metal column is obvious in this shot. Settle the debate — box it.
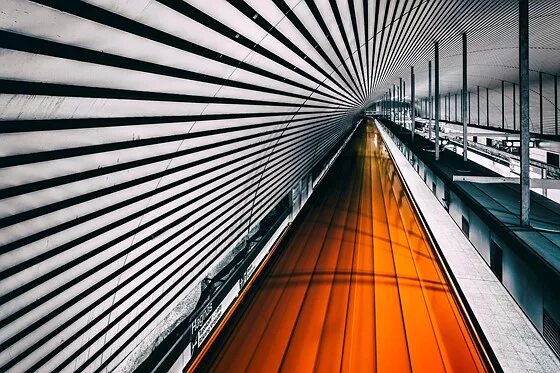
[400,78,403,126]
[428,60,433,140]
[387,93,389,118]
[403,80,406,127]
[502,80,505,129]
[388,92,390,118]
[411,66,415,140]
[455,93,458,122]
[554,75,558,135]
[512,83,517,131]
[519,0,530,226]
[462,33,468,161]
[387,93,390,118]
[388,91,391,118]
[486,87,490,126]
[469,91,471,124]
[539,71,543,134]
[477,85,480,126]
[435,41,440,161]
[449,92,452,121]
[393,84,396,122]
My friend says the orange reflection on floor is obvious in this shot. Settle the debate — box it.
[193,121,488,372]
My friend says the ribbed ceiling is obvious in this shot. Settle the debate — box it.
[1,1,559,122]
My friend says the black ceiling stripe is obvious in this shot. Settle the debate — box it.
[155,0,349,104]
[304,0,365,102]
[271,0,362,103]
[28,0,344,104]
[0,31,348,107]
[224,0,361,106]
[328,0,367,98]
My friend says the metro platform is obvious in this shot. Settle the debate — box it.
[190,122,491,372]
[377,117,560,272]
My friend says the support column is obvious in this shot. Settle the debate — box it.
[519,0,530,226]
[387,93,389,118]
[388,92,390,118]
[449,92,452,121]
[554,75,558,135]
[469,91,471,124]
[539,71,543,134]
[435,41,440,160]
[389,91,391,118]
[428,60,433,140]
[502,80,505,129]
[462,32,468,161]
[393,84,396,122]
[512,83,517,131]
[477,85,480,126]
[444,94,447,121]
[400,78,403,126]
[455,92,458,122]
[487,87,490,126]
[411,66,415,140]
[403,80,407,127]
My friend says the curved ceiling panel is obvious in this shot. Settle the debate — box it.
[0,0,559,372]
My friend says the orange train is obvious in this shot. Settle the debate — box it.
[191,121,490,373]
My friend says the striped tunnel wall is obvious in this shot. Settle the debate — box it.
[1,0,560,372]
[0,1,359,371]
